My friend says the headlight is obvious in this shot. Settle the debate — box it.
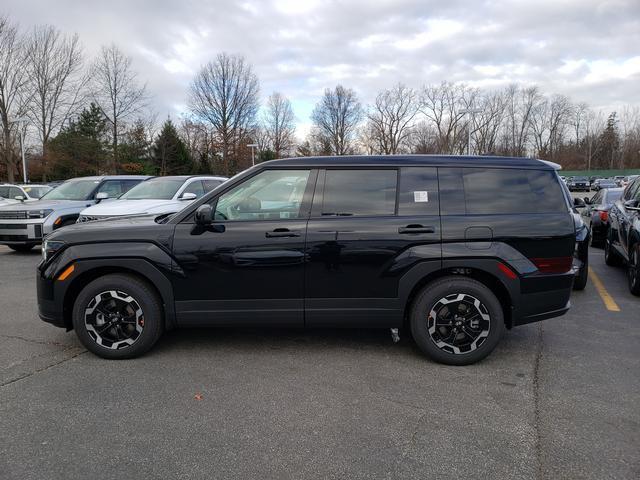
[42,239,65,262]
[28,209,53,219]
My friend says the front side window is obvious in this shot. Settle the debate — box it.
[321,169,397,216]
[23,186,51,199]
[203,179,224,192]
[182,180,205,198]
[215,170,311,221]
[96,180,125,198]
[9,187,23,199]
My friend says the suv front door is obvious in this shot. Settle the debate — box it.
[304,167,442,327]
[171,169,317,326]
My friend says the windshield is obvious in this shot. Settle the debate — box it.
[23,186,52,198]
[41,180,100,200]
[120,178,183,200]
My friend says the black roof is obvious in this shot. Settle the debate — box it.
[261,155,553,170]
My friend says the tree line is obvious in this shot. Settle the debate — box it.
[1,14,639,182]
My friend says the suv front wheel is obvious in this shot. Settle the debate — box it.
[72,274,164,359]
[410,276,505,365]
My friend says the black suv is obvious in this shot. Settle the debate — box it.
[606,175,640,295]
[37,156,576,365]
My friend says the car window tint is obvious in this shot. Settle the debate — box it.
[399,167,439,215]
[183,180,205,198]
[215,170,310,221]
[438,168,465,215]
[97,180,124,198]
[462,168,567,214]
[321,170,397,216]
[203,179,223,192]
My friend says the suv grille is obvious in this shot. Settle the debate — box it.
[0,211,27,219]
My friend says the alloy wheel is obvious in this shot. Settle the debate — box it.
[84,290,145,350]
[427,293,491,355]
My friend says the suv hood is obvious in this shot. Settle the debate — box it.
[46,214,171,244]
[0,199,93,211]
[81,199,186,216]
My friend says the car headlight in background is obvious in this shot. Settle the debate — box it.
[28,209,53,219]
[42,240,65,262]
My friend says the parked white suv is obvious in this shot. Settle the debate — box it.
[77,176,227,223]
[0,184,52,204]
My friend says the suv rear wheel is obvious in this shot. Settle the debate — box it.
[72,274,164,359]
[410,276,505,365]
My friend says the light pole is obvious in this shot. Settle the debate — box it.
[459,108,483,155]
[9,117,29,183]
[247,143,258,166]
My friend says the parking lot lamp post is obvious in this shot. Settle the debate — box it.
[459,108,483,155]
[247,143,258,166]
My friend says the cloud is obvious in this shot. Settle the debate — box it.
[3,0,639,136]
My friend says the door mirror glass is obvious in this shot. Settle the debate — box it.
[14,195,25,202]
[214,170,310,221]
[195,204,213,225]
[180,192,197,201]
[573,197,586,208]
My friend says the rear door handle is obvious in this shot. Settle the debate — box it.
[265,228,300,238]
[398,224,435,234]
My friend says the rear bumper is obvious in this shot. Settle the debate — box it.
[512,271,574,326]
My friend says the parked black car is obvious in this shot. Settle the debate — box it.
[569,176,590,192]
[561,183,590,290]
[37,156,576,365]
[580,188,623,246]
[606,176,640,295]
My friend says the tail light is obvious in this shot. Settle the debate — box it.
[530,257,573,274]
[598,210,608,222]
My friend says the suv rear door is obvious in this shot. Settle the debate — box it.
[304,167,441,327]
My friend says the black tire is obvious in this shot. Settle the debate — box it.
[573,251,588,291]
[410,276,505,366]
[628,244,640,296]
[604,229,623,267]
[8,244,34,252]
[72,274,164,359]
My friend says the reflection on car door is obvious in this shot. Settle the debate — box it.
[171,169,317,326]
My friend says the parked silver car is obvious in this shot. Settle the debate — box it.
[0,175,149,251]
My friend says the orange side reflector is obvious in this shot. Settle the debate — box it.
[57,264,75,281]
[54,217,62,225]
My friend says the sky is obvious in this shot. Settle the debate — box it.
[4,0,640,138]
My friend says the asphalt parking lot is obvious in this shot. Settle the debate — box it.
[0,243,638,479]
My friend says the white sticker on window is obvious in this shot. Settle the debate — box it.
[413,191,429,202]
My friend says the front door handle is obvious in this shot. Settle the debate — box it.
[398,224,435,234]
[265,228,300,238]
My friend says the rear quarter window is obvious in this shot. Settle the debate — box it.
[441,167,566,215]
[398,167,439,215]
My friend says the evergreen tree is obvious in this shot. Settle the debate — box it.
[151,119,193,175]
[119,120,152,174]
[48,103,110,178]
[595,112,620,169]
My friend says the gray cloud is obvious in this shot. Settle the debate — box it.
[4,0,639,132]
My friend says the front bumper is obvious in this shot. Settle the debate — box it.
[0,218,48,245]
[37,272,67,328]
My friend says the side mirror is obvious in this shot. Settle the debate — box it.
[180,192,197,201]
[14,195,25,202]
[95,192,109,203]
[194,204,213,225]
[573,197,586,208]
[583,197,591,205]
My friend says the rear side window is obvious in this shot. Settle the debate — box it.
[321,170,397,216]
[462,168,566,214]
[399,167,439,215]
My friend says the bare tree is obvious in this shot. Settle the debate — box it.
[262,92,295,158]
[499,85,540,157]
[0,16,29,182]
[24,25,85,180]
[366,83,419,154]
[188,53,260,175]
[311,85,363,155]
[91,44,147,173]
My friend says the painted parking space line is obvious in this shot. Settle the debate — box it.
[588,267,621,312]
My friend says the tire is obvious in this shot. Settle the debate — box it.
[72,274,164,359]
[604,229,622,267]
[573,250,588,291]
[409,276,505,366]
[628,244,640,296]
[8,244,34,252]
